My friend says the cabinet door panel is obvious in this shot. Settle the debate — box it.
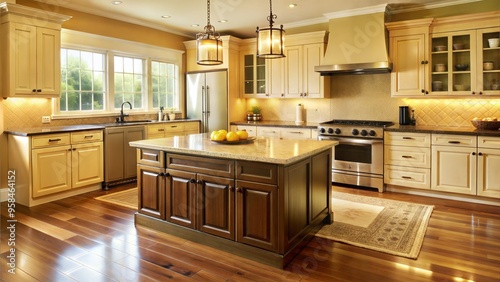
[125,126,145,178]
[32,145,72,197]
[138,165,165,219]
[10,23,37,95]
[197,174,234,239]
[166,169,197,228]
[431,146,477,195]
[104,129,125,182]
[236,180,278,252]
[71,142,104,188]
[37,27,60,95]
[285,46,302,98]
[391,34,426,96]
[477,148,500,198]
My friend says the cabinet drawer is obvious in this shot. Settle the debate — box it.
[236,161,278,185]
[384,132,430,147]
[257,126,280,138]
[32,133,71,148]
[147,124,166,136]
[71,130,103,144]
[384,145,430,168]
[478,136,500,149]
[384,165,430,190]
[167,154,234,178]
[432,134,476,147]
[165,122,184,132]
[184,121,200,132]
[137,149,165,167]
[232,125,257,137]
[280,128,311,139]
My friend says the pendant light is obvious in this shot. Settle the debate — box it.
[196,0,223,65]
[256,0,285,59]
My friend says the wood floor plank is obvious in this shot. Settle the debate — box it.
[1,184,499,281]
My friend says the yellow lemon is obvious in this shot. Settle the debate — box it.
[226,131,240,142]
[213,131,226,141]
[236,129,249,140]
[218,129,228,136]
[210,131,218,140]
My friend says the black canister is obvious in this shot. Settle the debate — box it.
[399,106,411,125]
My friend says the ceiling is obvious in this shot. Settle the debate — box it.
[35,0,472,38]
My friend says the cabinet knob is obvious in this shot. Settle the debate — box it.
[37,89,42,92]
[479,91,483,95]
[189,178,196,183]
[236,187,242,192]
[32,89,37,92]
[197,179,203,185]
[421,60,428,64]
[478,152,483,156]
[421,89,428,94]
[472,152,476,156]
[229,185,234,191]
[281,93,284,97]
[158,172,165,177]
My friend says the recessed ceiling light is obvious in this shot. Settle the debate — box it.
[111,1,122,5]
[218,20,228,23]
[161,15,171,19]
[289,4,297,8]
[191,24,200,27]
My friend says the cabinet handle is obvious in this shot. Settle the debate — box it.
[158,172,164,177]
[402,155,412,158]
[479,92,483,95]
[84,135,93,139]
[478,152,483,156]
[448,141,461,144]
[189,178,196,183]
[72,148,76,151]
[229,185,234,191]
[37,89,42,92]
[401,176,412,179]
[402,137,413,140]
[32,89,37,92]
[281,93,284,97]
[48,138,61,142]
[158,129,165,132]
[170,126,178,128]
[197,180,203,185]
[289,131,303,134]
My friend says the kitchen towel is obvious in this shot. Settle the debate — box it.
[296,104,304,124]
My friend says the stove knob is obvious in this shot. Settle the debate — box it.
[352,129,359,135]
[319,127,326,134]
[327,128,334,134]
[334,128,341,135]
[360,129,368,136]
[369,130,376,137]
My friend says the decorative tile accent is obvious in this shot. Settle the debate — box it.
[406,99,500,127]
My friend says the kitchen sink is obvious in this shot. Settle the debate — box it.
[115,119,155,124]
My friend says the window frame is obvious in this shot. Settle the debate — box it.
[53,29,184,119]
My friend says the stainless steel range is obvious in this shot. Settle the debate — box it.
[317,119,394,192]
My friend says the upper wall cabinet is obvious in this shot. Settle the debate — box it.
[239,31,330,99]
[0,3,71,99]
[386,11,500,97]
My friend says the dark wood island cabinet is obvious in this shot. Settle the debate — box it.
[130,134,337,268]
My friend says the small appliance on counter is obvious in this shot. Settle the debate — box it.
[399,106,411,125]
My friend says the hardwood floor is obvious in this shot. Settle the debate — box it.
[1,183,499,282]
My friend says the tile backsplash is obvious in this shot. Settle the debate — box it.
[407,98,500,127]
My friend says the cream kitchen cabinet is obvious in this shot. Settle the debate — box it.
[146,121,200,139]
[476,136,500,198]
[386,19,433,97]
[384,132,431,189]
[0,3,70,98]
[431,134,477,195]
[240,50,267,97]
[257,126,281,138]
[8,129,103,207]
[233,125,313,140]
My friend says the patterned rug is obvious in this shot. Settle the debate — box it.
[316,192,434,259]
[94,188,137,209]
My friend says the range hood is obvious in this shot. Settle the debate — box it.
[315,9,392,75]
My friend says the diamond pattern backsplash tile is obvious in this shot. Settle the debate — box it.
[407,99,500,127]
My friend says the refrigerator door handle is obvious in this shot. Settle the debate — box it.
[202,85,208,133]
[206,86,210,116]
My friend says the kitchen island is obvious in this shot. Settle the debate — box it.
[129,133,338,268]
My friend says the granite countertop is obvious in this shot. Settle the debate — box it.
[5,119,200,136]
[231,120,320,129]
[386,125,500,137]
[129,133,338,165]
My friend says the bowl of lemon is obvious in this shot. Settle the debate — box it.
[471,117,500,130]
[210,129,255,144]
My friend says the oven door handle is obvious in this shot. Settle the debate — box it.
[321,137,383,145]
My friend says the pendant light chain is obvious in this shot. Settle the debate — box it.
[256,0,285,59]
[267,0,277,28]
[207,0,211,27]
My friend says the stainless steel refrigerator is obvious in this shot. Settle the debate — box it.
[186,70,228,133]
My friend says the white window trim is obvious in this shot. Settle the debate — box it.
[54,29,184,119]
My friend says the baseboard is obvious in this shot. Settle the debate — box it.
[0,188,7,202]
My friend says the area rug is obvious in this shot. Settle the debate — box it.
[94,188,138,209]
[316,192,433,259]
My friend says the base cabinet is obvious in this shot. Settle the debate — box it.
[477,136,500,198]
[32,145,72,197]
[135,147,332,268]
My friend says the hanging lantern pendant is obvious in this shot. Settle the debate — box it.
[196,0,223,65]
[256,0,285,59]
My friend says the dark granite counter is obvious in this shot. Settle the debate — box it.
[5,119,201,136]
[386,125,500,137]
[230,120,319,129]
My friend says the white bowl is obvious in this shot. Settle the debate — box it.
[484,61,494,70]
[454,84,466,91]
[432,81,443,91]
[434,45,447,51]
[453,43,465,50]
[488,38,500,48]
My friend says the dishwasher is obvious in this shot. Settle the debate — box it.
[103,125,145,190]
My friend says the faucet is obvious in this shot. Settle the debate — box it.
[118,101,132,123]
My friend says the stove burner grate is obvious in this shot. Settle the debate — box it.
[320,119,394,127]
